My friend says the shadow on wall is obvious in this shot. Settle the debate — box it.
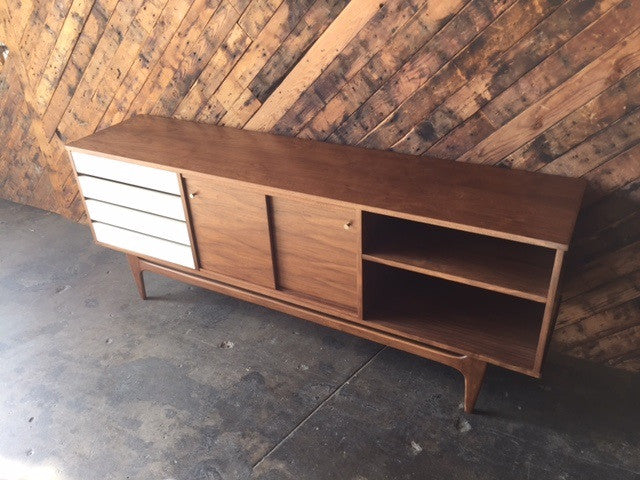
[553,182,640,370]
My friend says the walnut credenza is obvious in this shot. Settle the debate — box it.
[66,115,585,413]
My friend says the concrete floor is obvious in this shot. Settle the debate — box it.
[0,198,639,480]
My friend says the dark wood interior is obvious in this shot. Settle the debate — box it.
[362,213,556,302]
[362,262,544,373]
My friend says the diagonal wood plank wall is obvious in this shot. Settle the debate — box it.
[1,0,639,370]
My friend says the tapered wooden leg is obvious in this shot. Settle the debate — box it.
[126,254,147,300]
[461,359,487,413]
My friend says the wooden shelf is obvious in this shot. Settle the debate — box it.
[363,213,555,303]
[363,263,544,373]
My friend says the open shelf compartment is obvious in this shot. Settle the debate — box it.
[363,262,544,373]
[362,212,556,303]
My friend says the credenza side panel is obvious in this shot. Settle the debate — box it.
[184,176,275,289]
[270,196,359,311]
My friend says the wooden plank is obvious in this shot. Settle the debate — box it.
[16,0,47,86]
[56,0,168,140]
[247,0,351,104]
[401,0,623,157]
[278,0,427,137]
[582,143,640,204]
[218,88,261,127]
[557,270,640,326]
[572,210,640,270]
[123,0,223,117]
[41,0,123,139]
[244,0,386,131]
[220,0,353,125]
[0,2,75,211]
[328,0,514,146]
[174,25,251,123]
[432,0,638,160]
[368,0,567,152]
[483,0,640,130]
[0,0,13,71]
[554,298,640,351]
[499,68,640,171]
[614,356,640,372]
[575,178,640,239]
[125,0,220,117]
[4,0,35,39]
[173,23,251,119]
[212,0,316,112]
[237,0,281,39]
[24,0,73,90]
[97,0,200,128]
[457,28,640,165]
[230,0,252,11]
[539,107,640,177]
[563,240,640,300]
[34,0,96,115]
[566,323,640,366]
[150,0,242,116]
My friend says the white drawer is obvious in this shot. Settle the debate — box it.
[72,152,181,194]
[92,222,195,269]
[85,199,191,245]
[78,175,186,221]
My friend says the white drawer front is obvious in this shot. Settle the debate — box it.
[78,176,186,221]
[72,152,181,194]
[85,199,191,245]
[92,222,195,269]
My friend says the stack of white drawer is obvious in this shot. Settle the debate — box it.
[72,152,196,269]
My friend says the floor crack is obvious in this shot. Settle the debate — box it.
[252,346,387,471]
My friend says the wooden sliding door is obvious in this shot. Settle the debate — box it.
[269,197,359,312]
[184,176,275,289]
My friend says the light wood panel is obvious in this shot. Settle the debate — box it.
[270,196,359,311]
[184,175,275,288]
[1,0,640,370]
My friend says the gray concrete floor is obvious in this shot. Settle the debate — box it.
[0,198,639,480]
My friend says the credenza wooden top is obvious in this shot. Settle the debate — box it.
[67,115,585,249]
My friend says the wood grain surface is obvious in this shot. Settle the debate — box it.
[184,175,276,288]
[67,115,586,249]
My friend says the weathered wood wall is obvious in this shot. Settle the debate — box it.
[1,0,639,370]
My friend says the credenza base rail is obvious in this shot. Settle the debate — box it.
[129,254,489,413]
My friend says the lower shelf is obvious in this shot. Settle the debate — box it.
[363,262,544,373]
